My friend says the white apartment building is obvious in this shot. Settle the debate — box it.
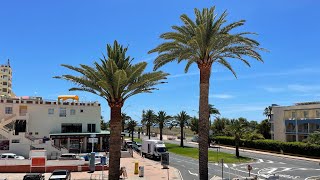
[0,96,107,159]
[0,60,112,159]
[271,102,320,142]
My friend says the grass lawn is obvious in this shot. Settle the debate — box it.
[165,143,251,163]
[124,136,142,143]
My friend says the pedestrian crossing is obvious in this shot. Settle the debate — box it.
[211,158,286,168]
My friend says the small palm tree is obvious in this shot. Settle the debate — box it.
[142,110,156,139]
[227,118,248,157]
[121,113,131,132]
[156,111,171,140]
[127,119,137,142]
[54,41,168,180]
[172,111,191,147]
[263,106,272,120]
[149,7,265,179]
[190,116,199,134]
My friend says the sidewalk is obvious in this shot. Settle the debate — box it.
[187,141,320,163]
[0,152,182,180]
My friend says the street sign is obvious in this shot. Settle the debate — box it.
[89,138,98,143]
[90,134,96,138]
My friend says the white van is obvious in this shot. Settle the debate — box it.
[141,140,166,159]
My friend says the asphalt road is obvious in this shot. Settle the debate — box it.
[165,139,320,180]
[134,134,320,180]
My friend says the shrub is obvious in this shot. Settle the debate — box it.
[213,136,320,157]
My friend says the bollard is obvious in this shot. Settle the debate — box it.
[134,161,139,175]
[139,166,144,177]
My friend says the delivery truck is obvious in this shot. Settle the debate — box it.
[141,140,167,159]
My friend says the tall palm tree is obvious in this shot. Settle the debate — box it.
[121,113,131,132]
[227,118,248,157]
[142,110,156,139]
[149,7,265,179]
[156,111,171,140]
[127,119,137,142]
[172,111,191,147]
[54,41,168,180]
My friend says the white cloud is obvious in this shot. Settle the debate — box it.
[215,67,320,81]
[169,72,199,78]
[287,84,320,92]
[209,94,234,99]
[263,87,285,93]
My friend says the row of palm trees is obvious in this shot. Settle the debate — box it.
[55,6,265,180]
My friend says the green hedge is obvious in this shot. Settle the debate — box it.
[213,136,320,157]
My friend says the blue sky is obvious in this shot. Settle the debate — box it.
[1,0,320,122]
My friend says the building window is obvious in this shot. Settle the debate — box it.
[87,124,96,133]
[5,107,13,114]
[61,123,82,133]
[48,108,54,115]
[292,111,296,119]
[59,108,67,117]
[35,132,39,135]
[11,139,20,143]
[303,111,309,118]
[3,82,7,85]
[2,88,7,92]
[70,109,76,115]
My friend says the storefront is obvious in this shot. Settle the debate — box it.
[50,131,124,153]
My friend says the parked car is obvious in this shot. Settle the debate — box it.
[0,153,25,160]
[191,135,199,142]
[49,170,71,180]
[124,139,133,149]
[23,173,45,180]
[132,141,142,152]
[58,153,84,160]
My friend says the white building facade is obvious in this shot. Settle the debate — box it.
[0,96,108,159]
[271,102,320,142]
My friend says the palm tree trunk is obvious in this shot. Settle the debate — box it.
[235,137,240,158]
[180,126,184,147]
[198,64,211,180]
[148,126,151,139]
[108,106,122,180]
[131,130,134,142]
[160,125,163,141]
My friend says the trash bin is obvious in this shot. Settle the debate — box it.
[139,166,144,177]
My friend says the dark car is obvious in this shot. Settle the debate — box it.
[49,170,71,180]
[132,142,142,152]
[23,173,45,180]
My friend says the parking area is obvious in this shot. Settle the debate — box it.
[0,151,182,180]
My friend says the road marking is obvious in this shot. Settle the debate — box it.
[279,162,286,164]
[266,160,274,163]
[223,164,229,168]
[232,164,237,167]
[258,159,264,162]
[188,170,198,176]
[214,163,218,166]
